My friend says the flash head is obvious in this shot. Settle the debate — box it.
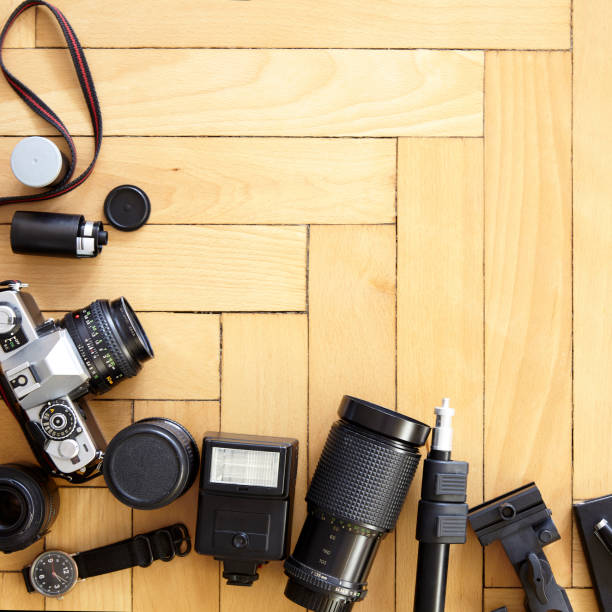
[195,432,299,586]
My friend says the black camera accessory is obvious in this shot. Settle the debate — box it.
[468,483,573,612]
[0,463,59,553]
[0,281,154,483]
[195,432,299,586]
[104,185,151,231]
[104,418,199,510]
[10,137,68,188]
[22,523,190,598]
[284,395,431,612]
[574,494,612,611]
[414,399,469,612]
[11,211,108,258]
[0,1,102,205]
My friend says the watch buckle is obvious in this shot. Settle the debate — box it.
[154,529,176,562]
[169,523,192,557]
[133,535,155,568]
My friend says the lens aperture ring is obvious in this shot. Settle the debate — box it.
[285,557,365,601]
[90,300,136,379]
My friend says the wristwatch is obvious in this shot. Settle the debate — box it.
[22,523,190,598]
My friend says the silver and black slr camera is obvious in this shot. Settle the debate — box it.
[0,280,153,483]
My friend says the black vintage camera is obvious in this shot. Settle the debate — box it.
[0,280,153,483]
[195,432,298,586]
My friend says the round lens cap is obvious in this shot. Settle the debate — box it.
[104,185,151,231]
[338,395,431,447]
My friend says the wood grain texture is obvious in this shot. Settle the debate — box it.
[0,137,396,225]
[0,225,307,312]
[0,572,44,610]
[132,401,220,612]
[572,508,591,587]
[309,225,396,612]
[0,49,484,136]
[220,314,308,611]
[396,138,484,612]
[34,0,570,49]
[484,587,598,611]
[573,0,612,500]
[484,52,572,586]
[0,1,35,48]
[45,487,132,611]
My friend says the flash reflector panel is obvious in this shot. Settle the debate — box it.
[210,447,281,488]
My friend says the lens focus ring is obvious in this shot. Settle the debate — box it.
[307,423,421,531]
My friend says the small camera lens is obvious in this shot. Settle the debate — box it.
[0,464,59,553]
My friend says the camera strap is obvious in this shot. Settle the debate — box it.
[0,0,102,204]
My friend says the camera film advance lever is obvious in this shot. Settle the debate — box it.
[574,493,612,611]
[22,523,190,598]
[469,483,573,612]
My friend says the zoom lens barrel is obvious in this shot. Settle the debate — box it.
[284,396,430,612]
[0,464,59,553]
[62,297,154,394]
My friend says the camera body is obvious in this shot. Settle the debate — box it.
[0,281,153,483]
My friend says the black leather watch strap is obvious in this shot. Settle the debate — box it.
[74,524,191,579]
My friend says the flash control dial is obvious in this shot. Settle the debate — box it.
[0,305,17,335]
[40,402,77,440]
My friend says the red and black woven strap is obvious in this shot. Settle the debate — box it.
[0,0,102,204]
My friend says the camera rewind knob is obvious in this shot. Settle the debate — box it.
[58,439,79,459]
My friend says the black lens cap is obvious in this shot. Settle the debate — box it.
[338,395,431,447]
[104,185,151,231]
[104,418,199,510]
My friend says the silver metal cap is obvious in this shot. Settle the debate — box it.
[10,137,64,188]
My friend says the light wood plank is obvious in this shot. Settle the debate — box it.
[220,314,308,612]
[573,0,612,500]
[572,507,591,587]
[0,1,35,48]
[133,401,220,612]
[309,225,396,612]
[0,49,483,136]
[0,225,307,312]
[0,572,44,610]
[45,487,132,612]
[484,52,572,586]
[484,587,598,611]
[104,313,220,400]
[396,138,484,612]
[34,0,569,50]
[0,137,396,225]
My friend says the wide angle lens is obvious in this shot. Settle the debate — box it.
[62,297,154,394]
[0,464,59,553]
[284,396,430,612]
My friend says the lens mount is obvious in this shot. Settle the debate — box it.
[62,298,153,394]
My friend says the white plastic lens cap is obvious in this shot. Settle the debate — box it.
[10,137,64,188]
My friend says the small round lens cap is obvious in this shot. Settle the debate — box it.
[104,185,151,231]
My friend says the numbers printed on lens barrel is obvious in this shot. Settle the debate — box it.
[30,551,78,597]
[40,403,76,440]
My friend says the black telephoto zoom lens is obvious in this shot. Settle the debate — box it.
[62,297,154,394]
[0,464,59,553]
[284,396,431,612]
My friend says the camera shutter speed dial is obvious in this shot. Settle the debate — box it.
[40,403,77,440]
[0,305,17,334]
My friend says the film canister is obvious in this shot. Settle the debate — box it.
[10,137,68,188]
[10,211,108,258]
[103,418,199,510]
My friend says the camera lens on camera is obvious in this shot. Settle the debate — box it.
[284,396,430,612]
[0,464,59,553]
[103,418,199,510]
[61,297,154,394]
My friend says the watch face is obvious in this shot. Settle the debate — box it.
[30,551,78,598]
